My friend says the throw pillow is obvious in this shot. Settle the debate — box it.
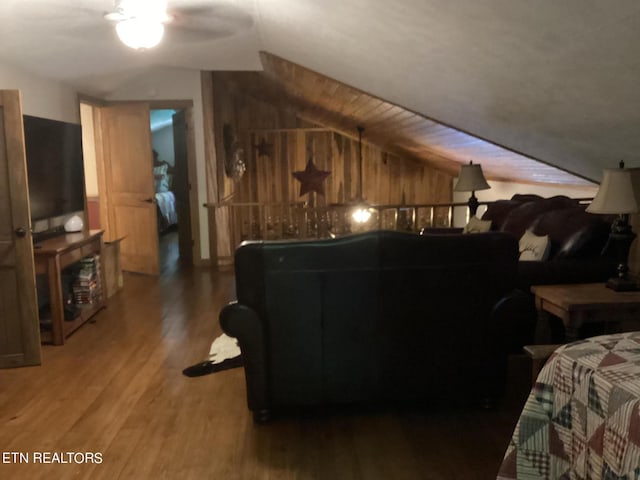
[463,216,492,234]
[519,229,551,261]
[153,164,168,176]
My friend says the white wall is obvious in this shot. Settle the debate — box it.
[452,180,599,227]
[0,61,79,123]
[104,67,209,260]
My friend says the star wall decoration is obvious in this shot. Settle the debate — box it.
[253,137,273,158]
[292,159,331,196]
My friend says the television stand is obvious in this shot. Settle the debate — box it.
[33,230,106,345]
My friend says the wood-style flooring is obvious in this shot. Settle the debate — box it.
[0,234,531,479]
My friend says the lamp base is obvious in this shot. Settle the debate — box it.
[468,192,479,217]
[606,276,639,292]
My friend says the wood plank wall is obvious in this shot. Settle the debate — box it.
[210,72,301,204]
[207,72,453,263]
[240,129,452,206]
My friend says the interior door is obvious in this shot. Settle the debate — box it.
[0,90,41,367]
[172,110,193,264]
[98,103,159,275]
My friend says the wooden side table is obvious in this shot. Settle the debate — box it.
[532,283,640,342]
[33,230,106,345]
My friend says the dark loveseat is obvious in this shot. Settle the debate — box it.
[220,230,518,420]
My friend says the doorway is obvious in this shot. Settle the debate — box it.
[80,99,198,275]
[151,108,192,272]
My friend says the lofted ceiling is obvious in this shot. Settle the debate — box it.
[1,1,639,185]
[254,52,591,186]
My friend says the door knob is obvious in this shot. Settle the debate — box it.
[142,198,155,204]
[15,227,27,238]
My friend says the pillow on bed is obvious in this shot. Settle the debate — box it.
[155,177,169,193]
[153,164,168,176]
[153,164,170,192]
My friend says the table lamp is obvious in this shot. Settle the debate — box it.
[586,161,640,291]
[453,161,491,217]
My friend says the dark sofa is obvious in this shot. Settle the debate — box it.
[482,194,615,290]
[220,230,518,420]
[483,194,617,345]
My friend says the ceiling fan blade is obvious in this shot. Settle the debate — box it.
[169,6,215,17]
[14,3,103,26]
[50,22,115,42]
[168,3,254,33]
[165,24,235,43]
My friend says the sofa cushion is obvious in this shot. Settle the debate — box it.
[511,194,544,203]
[499,196,580,239]
[517,258,618,291]
[556,222,612,259]
[482,200,524,231]
[519,230,551,261]
[530,207,610,259]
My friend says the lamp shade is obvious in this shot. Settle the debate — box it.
[586,168,640,214]
[453,162,490,192]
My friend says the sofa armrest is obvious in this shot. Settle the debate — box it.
[219,302,269,419]
[490,290,537,353]
[482,290,537,401]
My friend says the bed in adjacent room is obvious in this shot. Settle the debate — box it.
[154,162,178,231]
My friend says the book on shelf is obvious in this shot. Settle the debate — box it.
[68,254,102,307]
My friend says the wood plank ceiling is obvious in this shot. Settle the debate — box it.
[249,52,594,187]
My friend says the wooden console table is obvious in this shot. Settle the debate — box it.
[532,283,640,342]
[33,230,106,345]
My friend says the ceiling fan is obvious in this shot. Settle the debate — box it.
[100,0,254,50]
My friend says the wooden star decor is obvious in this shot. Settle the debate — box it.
[253,137,273,158]
[292,159,331,196]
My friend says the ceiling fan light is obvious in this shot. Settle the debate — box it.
[116,18,165,50]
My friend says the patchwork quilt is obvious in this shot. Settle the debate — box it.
[498,332,640,480]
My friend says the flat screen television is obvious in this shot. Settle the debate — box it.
[23,115,85,223]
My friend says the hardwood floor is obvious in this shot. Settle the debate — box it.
[0,248,531,479]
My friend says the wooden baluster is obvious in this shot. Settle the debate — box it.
[297,206,304,239]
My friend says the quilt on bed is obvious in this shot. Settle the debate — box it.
[498,332,640,480]
[156,191,178,230]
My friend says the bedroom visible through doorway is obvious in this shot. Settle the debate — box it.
[80,100,196,276]
[151,109,181,272]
